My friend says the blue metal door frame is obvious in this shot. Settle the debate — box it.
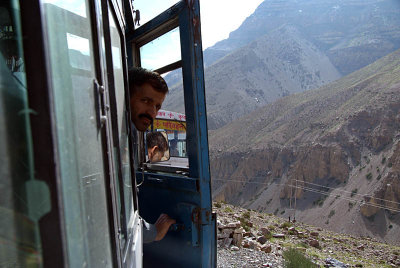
[126,0,216,267]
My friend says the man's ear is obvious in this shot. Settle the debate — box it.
[149,146,158,156]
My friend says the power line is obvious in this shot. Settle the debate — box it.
[212,176,400,206]
[212,177,400,213]
[293,179,400,206]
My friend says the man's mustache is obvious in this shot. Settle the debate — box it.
[139,113,153,124]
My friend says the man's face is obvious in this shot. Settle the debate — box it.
[130,83,166,131]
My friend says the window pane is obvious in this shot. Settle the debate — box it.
[109,9,134,232]
[41,1,112,266]
[132,0,180,27]
[148,68,189,169]
[0,2,47,267]
[140,27,181,71]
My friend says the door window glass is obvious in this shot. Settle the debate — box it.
[0,2,48,267]
[41,1,112,266]
[140,27,181,71]
[109,9,134,231]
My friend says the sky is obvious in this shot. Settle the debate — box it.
[45,0,265,70]
[134,0,264,69]
[134,0,264,49]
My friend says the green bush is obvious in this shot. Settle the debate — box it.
[242,211,251,219]
[283,248,318,268]
[224,207,233,213]
[382,157,386,164]
[214,202,222,208]
[280,222,293,229]
[366,173,372,180]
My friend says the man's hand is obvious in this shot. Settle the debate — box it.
[154,214,176,241]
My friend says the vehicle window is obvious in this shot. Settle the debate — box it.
[109,8,134,230]
[0,2,48,267]
[41,1,112,266]
[139,27,181,71]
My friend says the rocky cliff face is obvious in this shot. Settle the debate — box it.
[209,50,400,245]
[163,0,400,130]
[164,25,341,129]
[204,0,400,75]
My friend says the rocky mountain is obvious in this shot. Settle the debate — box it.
[204,0,400,75]
[209,49,400,245]
[164,25,341,129]
[163,0,400,129]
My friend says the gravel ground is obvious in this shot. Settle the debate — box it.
[217,247,284,268]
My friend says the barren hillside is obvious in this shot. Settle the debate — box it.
[209,49,400,245]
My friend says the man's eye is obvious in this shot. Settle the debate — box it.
[142,98,149,104]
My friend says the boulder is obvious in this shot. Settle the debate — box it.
[261,244,272,253]
[260,227,271,236]
[272,234,285,239]
[309,239,320,248]
[232,233,243,247]
[226,221,241,229]
[310,232,319,237]
[257,236,268,245]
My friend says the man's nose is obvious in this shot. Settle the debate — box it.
[148,105,157,118]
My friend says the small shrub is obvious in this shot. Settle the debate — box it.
[214,202,222,208]
[241,222,250,232]
[224,207,233,213]
[281,222,293,229]
[280,210,286,215]
[297,242,309,249]
[382,157,386,164]
[366,173,372,180]
[264,232,273,240]
[283,248,318,268]
[274,208,279,215]
[389,224,393,229]
[268,225,276,231]
[328,210,335,218]
[376,174,381,180]
[242,211,251,219]
[388,162,393,167]
[351,189,358,197]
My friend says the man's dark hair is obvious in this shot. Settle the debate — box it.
[129,67,168,97]
[146,131,169,152]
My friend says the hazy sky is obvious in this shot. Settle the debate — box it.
[134,0,264,69]
[46,0,265,70]
[134,0,264,49]
[200,0,264,48]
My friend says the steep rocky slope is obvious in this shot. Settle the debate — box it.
[215,202,400,267]
[163,0,400,130]
[164,25,340,129]
[209,50,400,245]
[204,0,400,75]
